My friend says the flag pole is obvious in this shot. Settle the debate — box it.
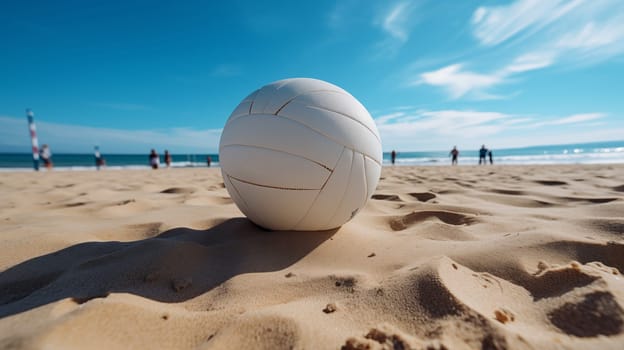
[26,109,40,171]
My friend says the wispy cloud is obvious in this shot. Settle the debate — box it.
[504,52,555,73]
[377,109,510,131]
[474,0,624,61]
[375,109,513,146]
[551,113,605,124]
[416,0,624,99]
[557,21,624,50]
[416,64,504,99]
[373,108,615,150]
[0,116,222,153]
[327,0,359,29]
[414,55,554,100]
[530,113,605,127]
[471,0,582,46]
[374,1,419,57]
[381,2,413,42]
[554,16,624,65]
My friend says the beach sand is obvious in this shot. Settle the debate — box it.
[1,164,623,349]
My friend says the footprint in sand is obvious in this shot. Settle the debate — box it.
[371,194,402,202]
[541,241,624,272]
[477,193,556,208]
[564,197,619,204]
[389,210,477,231]
[488,189,527,196]
[55,184,76,189]
[63,201,88,208]
[585,219,624,236]
[525,262,600,300]
[160,187,195,194]
[534,180,568,186]
[408,192,436,202]
[548,291,623,337]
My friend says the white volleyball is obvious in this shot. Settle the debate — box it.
[219,78,382,231]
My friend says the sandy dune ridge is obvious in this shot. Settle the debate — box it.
[0,164,623,349]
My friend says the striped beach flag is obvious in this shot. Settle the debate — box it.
[26,109,40,171]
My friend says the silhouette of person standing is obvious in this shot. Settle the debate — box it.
[94,146,105,170]
[149,149,160,169]
[40,144,53,170]
[449,146,459,165]
[488,149,493,164]
[479,145,488,165]
[164,150,172,168]
[390,150,397,165]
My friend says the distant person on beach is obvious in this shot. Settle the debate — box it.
[40,144,53,170]
[488,150,493,164]
[479,145,488,165]
[390,150,397,165]
[94,146,106,170]
[149,149,160,169]
[449,146,459,165]
[206,155,212,167]
[164,150,172,168]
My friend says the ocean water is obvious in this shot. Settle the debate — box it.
[1,140,623,171]
[385,140,624,166]
[0,153,219,171]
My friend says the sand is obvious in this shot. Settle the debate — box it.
[0,164,623,349]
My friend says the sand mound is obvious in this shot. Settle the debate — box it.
[161,187,196,194]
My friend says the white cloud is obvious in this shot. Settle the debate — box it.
[552,113,605,124]
[375,109,512,140]
[382,2,413,42]
[417,64,503,99]
[504,52,555,73]
[530,113,605,127]
[326,0,367,30]
[472,0,624,61]
[415,0,624,99]
[415,56,553,99]
[375,112,405,125]
[501,117,534,126]
[557,19,624,51]
[419,110,509,129]
[373,108,615,151]
[0,116,222,153]
[472,0,582,46]
[374,1,419,57]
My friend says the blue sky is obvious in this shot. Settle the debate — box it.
[1,0,623,153]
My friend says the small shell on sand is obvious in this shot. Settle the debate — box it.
[323,303,337,313]
[494,308,515,324]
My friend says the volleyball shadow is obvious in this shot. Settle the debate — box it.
[0,218,336,318]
